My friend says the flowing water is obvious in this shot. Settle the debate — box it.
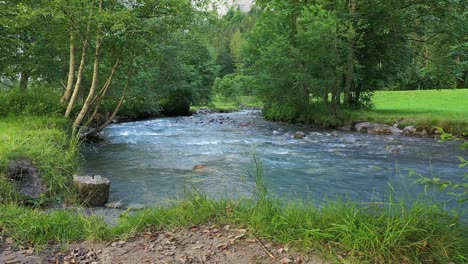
[82,110,466,207]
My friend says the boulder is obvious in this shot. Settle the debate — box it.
[354,122,372,133]
[355,122,402,135]
[294,131,306,139]
[78,127,107,143]
[73,175,110,206]
[8,159,46,199]
[415,129,429,138]
[403,126,417,136]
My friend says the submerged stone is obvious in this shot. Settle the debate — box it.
[294,131,306,139]
[105,201,124,209]
[192,164,207,170]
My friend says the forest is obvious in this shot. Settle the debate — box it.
[1,0,466,126]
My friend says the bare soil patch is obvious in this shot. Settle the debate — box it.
[0,225,327,264]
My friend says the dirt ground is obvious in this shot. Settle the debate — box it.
[0,225,328,264]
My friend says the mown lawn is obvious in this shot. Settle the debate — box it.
[373,89,467,120]
[350,89,468,135]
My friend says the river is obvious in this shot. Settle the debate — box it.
[82,110,466,208]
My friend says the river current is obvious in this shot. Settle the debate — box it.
[82,110,466,207]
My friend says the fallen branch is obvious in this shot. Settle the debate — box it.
[254,236,276,260]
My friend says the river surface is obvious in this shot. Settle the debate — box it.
[82,110,466,207]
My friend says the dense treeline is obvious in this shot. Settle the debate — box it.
[0,0,466,128]
[238,0,467,122]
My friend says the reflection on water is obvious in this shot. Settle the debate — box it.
[82,110,466,208]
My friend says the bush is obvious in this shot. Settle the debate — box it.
[0,86,63,116]
[213,73,256,102]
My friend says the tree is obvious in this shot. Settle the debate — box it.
[53,0,194,129]
[0,0,69,90]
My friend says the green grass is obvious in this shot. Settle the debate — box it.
[0,115,80,203]
[1,188,467,263]
[0,204,109,247]
[350,89,468,135]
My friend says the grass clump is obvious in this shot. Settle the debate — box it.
[0,204,109,246]
[108,165,468,263]
[109,192,467,263]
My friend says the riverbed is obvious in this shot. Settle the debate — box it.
[82,110,466,208]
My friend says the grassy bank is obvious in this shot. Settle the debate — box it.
[0,115,80,203]
[1,189,467,262]
[350,89,468,135]
[260,89,467,135]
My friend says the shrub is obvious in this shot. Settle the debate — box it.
[0,86,63,116]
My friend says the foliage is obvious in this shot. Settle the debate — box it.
[0,86,63,117]
[240,0,467,124]
[0,0,68,88]
[212,73,256,101]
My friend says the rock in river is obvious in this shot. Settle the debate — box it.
[73,175,110,206]
[294,131,306,139]
[354,122,402,135]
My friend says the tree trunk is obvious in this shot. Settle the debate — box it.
[73,0,103,130]
[65,35,89,118]
[86,58,121,125]
[18,71,30,90]
[457,70,467,88]
[97,72,133,131]
[61,32,76,104]
[344,0,356,106]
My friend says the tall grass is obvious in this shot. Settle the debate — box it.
[0,204,110,246]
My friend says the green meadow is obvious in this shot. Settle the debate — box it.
[373,89,467,120]
[352,89,468,135]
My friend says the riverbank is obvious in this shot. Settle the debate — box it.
[346,89,468,137]
[0,115,467,263]
[225,90,467,137]
[1,189,467,263]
